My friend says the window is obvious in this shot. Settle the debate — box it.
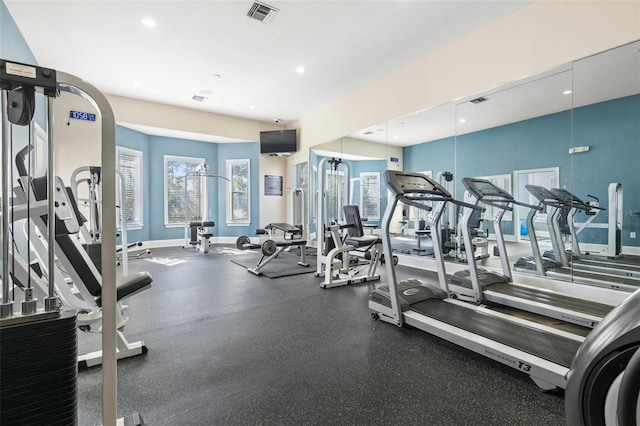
[292,161,308,226]
[360,172,380,220]
[164,155,206,226]
[116,146,143,229]
[226,159,250,224]
[325,169,345,223]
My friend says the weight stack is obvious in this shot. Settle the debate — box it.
[1,310,78,425]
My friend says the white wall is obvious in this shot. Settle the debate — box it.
[258,154,287,227]
[53,91,101,183]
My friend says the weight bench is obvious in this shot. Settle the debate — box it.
[321,205,382,288]
[186,221,215,253]
[413,219,432,253]
[236,223,308,275]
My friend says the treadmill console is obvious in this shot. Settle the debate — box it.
[462,177,513,201]
[550,188,585,207]
[525,184,559,205]
[384,170,451,198]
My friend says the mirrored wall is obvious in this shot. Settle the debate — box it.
[307,40,640,282]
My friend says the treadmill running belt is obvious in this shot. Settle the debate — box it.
[411,299,580,367]
[557,268,640,286]
[488,282,612,318]
[574,258,640,273]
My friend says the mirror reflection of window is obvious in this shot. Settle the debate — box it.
[360,172,381,220]
[325,169,345,224]
[513,167,559,241]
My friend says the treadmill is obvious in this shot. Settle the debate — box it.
[369,170,640,399]
[546,187,640,282]
[515,184,640,291]
[448,178,616,328]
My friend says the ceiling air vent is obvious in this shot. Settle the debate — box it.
[192,95,206,102]
[470,96,488,104]
[247,1,279,24]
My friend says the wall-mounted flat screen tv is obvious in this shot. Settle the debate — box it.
[260,129,297,154]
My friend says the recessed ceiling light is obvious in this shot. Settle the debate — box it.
[134,81,142,87]
[394,136,399,140]
[296,66,305,74]
[213,74,222,78]
[141,18,157,28]
[459,118,466,123]
[249,105,256,110]
[563,90,573,95]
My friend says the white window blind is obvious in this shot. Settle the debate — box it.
[117,147,143,229]
[360,172,380,220]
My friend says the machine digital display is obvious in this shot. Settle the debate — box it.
[550,188,584,206]
[69,110,96,121]
[462,178,512,200]
[385,170,450,197]
[525,184,558,204]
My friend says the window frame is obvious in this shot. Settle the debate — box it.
[164,154,206,228]
[226,158,251,225]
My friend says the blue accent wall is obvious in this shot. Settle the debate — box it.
[0,1,36,64]
[571,95,640,246]
[403,136,456,178]
[115,126,261,243]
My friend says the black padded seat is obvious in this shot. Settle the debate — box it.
[265,223,302,238]
[343,205,382,248]
[345,235,382,248]
[57,234,152,306]
[189,221,215,227]
[95,271,153,307]
[275,240,306,246]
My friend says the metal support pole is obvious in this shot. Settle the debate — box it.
[0,90,13,318]
[44,96,58,311]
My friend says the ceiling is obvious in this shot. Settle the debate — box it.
[5,0,533,139]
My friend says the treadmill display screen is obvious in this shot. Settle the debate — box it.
[462,178,513,200]
[385,170,450,197]
[525,184,558,204]
[550,188,584,206]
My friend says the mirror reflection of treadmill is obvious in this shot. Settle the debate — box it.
[514,185,640,291]
[448,177,623,329]
[541,187,640,286]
